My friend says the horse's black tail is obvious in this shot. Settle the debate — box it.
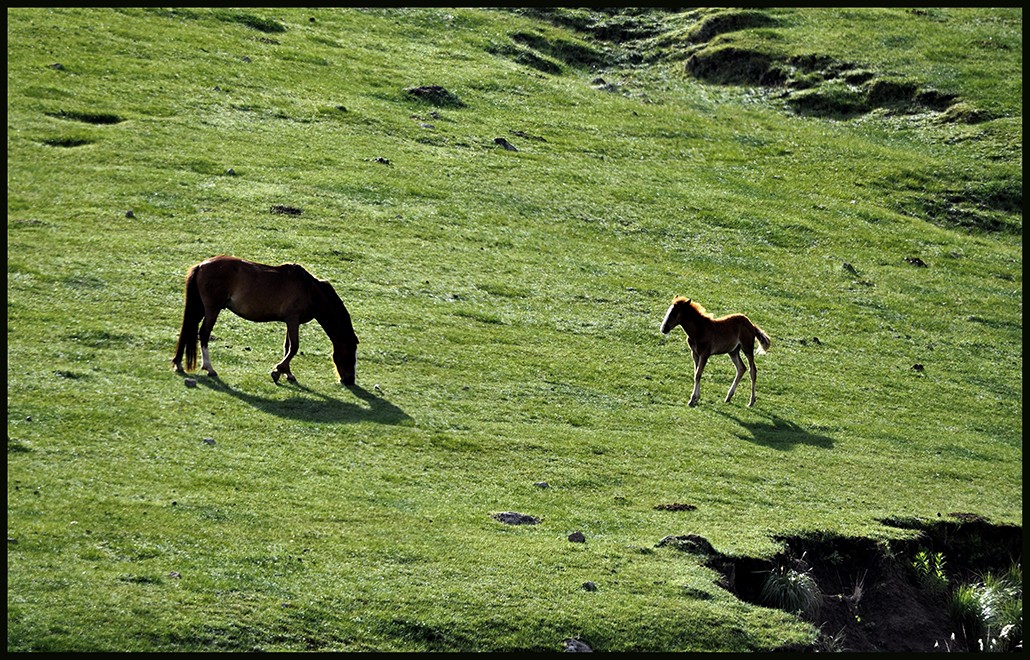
[172,265,204,371]
[754,323,771,355]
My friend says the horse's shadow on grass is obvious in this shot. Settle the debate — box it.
[715,410,834,450]
[196,375,413,425]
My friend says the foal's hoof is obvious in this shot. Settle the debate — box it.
[271,370,281,384]
[286,373,297,383]
[688,399,699,408]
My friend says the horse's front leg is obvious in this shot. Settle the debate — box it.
[689,351,708,407]
[271,321,300,384]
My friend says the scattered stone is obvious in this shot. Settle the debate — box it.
[494,137,518,151]
[184,378,197,388]
[225,168,237,176]
[905,256,928,267]
[48,62,64,70]
[168,571,181,579]
[370,157,391,166]
[270,204,303,215]
[563,638,593,652]
[534,481,549,489]
[842,261,858,275]
[568,531,586,543]
[912,364,925,372]
[125,209,135,219]
[581,581,597,591]
[491,511,540,525]
[202,437,216,446]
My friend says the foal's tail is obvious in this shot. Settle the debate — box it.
[172,266,204,371]
[753,323,771,355]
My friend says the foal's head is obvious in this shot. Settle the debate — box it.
[660,296,706,334]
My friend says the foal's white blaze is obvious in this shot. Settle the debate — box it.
[660,303,677,334]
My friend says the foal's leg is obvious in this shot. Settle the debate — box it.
[271,321,300,384]
[726,348,746,403]
[198,307,222,377]
[744,348,758,407]
[689,351,708,407]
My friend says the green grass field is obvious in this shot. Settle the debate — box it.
[7,7,1021,652]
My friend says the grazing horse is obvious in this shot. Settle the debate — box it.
[171,256,359,385]
[660,296,770,407]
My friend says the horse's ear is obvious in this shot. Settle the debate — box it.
[685,298,691,304]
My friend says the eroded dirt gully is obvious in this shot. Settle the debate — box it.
[681,516,1021,652]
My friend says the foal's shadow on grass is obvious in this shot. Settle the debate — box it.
[715,410,834,450]
[195,375,413,425]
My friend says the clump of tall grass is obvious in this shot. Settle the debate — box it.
[759,557,822,619]
[949,563,1022,652]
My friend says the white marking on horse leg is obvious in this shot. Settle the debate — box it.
[201,345,214,374]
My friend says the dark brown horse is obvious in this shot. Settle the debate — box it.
[171,256,359,385]
[660,296,770,407]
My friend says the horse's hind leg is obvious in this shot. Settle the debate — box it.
[726,349,746,403]
[744,349,758,407]
[271,321,299,384]
[198,308,221,377]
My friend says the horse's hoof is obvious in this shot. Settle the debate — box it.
[271,370,281,384]
[688,400,699,407]
[286,374,297,383]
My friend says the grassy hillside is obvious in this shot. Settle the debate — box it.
[7,7,1021,652]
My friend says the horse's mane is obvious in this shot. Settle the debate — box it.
[674,296,710,318]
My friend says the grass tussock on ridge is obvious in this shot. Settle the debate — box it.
[7,7,1021,653]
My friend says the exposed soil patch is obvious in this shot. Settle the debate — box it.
[682,516,1022,652]
[405,85,465,108]
[46,110,124,125]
